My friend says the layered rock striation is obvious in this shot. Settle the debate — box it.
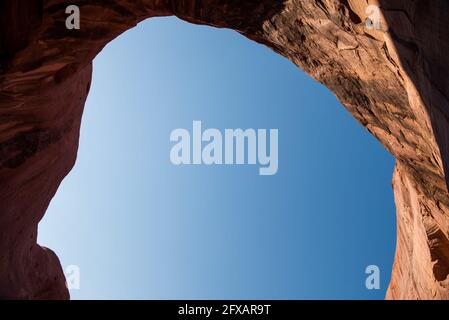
[0,0,448,299]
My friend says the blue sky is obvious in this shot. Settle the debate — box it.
[38,17,396,300]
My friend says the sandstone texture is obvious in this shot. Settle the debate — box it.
[0,0,448,299]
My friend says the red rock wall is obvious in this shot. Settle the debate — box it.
[0,0,448,299]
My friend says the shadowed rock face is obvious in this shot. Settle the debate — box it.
[0,0,448,299]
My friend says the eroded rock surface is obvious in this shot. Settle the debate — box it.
[0,0,448,299]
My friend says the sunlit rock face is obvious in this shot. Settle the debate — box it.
[0,0,448,299]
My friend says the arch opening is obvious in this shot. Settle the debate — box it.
[37,16,396,299]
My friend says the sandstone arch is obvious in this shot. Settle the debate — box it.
[0,0,448,299]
